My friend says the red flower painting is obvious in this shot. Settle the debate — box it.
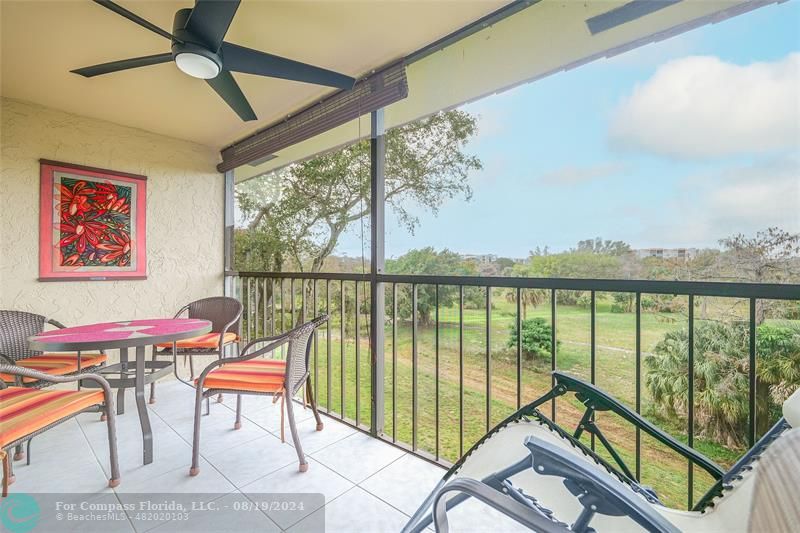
[58,178,131,267]
[39,160,147,281]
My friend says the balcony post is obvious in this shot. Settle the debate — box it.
[223,169,235,297]
[370,108,386,436]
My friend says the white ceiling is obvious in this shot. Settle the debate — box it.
[0,0,508,149]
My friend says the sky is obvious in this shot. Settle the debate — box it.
[335,0,800,260]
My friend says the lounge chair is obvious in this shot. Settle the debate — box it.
[0,365,120,496]
[404,372,799,533]
[189,315,328,475]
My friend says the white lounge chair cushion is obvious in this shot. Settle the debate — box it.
[783,387,800,428]
[748,427,800,532]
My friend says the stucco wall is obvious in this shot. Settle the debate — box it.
[0,98,224,326]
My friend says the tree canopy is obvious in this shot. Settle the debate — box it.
[236,110,482,272]
[386,247,479,325]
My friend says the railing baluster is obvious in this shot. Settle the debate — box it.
[355,280,361,426]
[313,279,318,403]
[341,280,346,420]
[254,276,260,338]
[290,278,295,328]
[271,278,276,336]
[486,286,491,433]
[246,277,253,343]
[280,278,285,334]
[551,288,557,422]
[435,284,440,461]
[392,283,397,443]
[262,278,267,338]
[635,292,641,482]
[459,285,464,457]
[516,287,522,409]
[590,290,596,451]
[412,283,418,451]
[749,297,757,447]
[688,294,695,509]
[327,279,332,412]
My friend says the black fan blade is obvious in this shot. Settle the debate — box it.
[185,0,241,52]
[221,42,355,90]
[93,0,181,42]
[71,53,173,77]
[207,70,257,121]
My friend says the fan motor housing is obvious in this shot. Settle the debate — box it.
[171,8,222,71]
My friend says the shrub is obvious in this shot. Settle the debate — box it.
[508,318,555,360]
[645,321,800,447]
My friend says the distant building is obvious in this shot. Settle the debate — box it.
[461,253,498,264]
[634,248,698,261]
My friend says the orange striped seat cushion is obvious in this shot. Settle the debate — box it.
[156,332,238,350]
[0,387,104,448]
[0,353,107,384]
[198,359,286,393]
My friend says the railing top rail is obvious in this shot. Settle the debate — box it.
[229,270,370,282]
[227,271,800,300]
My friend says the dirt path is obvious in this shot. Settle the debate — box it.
[562,340,655,357]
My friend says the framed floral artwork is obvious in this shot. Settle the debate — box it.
[39,159,147,281]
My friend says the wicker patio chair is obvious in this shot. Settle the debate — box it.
[149,296,242,404]
[189,315,328,476]
[0,365,121,496]
[0,310,108,388]
[0,309,108,461]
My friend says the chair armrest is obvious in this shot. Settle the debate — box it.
[524,436,680,533]
[0,364,116,407]
[46,318,67,329]
[172,304,191,320]
[217,308,244,357]
[553,371,724,480]
[195,334,290,389]
[0,355,21,387]
[432,478,568,533]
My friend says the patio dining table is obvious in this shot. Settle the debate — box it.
[28,318,211,465]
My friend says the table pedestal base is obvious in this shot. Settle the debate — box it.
[81,346,173,465]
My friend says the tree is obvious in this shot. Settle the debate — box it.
[718,227,800,283]
[504,287,547,320]
[645,321,800,447]
[386,247,478,325]
[575,237,631,256]
[718,227,800,324]
[237,110,482,272]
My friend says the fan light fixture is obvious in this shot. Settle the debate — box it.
[70,0,356,121]
[175,52,220,79]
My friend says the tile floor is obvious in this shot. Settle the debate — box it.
[7,380,522,532]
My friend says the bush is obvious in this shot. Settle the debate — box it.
[641,295,684,314]
[645,321,800,447]
[508,318,555,360]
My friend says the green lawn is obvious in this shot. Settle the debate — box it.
[250,289,774,510]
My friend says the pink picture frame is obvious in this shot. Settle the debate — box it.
[39,159,147,281]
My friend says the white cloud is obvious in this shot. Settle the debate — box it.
[609,53,800,159]
[538,162,628,186]
[641,157,800,247]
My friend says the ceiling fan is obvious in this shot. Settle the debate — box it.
[71,0,356,121]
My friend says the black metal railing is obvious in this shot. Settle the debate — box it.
[227,270,800,510]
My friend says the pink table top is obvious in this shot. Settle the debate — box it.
[29,318,212,351]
